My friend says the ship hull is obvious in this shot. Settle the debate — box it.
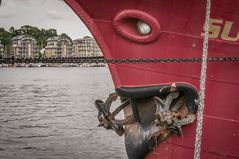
[65,0,239,158]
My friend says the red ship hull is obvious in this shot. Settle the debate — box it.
[65,0,239,158]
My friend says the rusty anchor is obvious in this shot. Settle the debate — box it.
[95,84,198,159]
[151,92,196,145]
[95,93,134,136]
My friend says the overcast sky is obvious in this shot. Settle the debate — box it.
[0,0,91,39]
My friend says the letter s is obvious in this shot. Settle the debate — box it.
[201,18,223,39]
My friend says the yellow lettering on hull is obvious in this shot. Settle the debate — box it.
[201,18,239,42]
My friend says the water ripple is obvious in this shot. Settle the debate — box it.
[0,67,127,159]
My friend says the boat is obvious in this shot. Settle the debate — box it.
[65,0,239,158]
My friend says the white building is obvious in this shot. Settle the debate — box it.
[72,36,102,57]
[11,35,39,58]
[45,35,72,58]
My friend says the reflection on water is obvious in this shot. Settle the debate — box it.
[0,67,127,159]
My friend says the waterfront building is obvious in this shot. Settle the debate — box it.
[72,36,102,57]
[40,48,45,57]
[10,35,39,58]
[0,41,4,58]
[45,35,73,58]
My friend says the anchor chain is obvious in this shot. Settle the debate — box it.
[105,57,239,64]
[1,56,239,65]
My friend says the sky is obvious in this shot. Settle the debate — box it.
[0,0,91,40]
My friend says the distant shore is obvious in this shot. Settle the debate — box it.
[0,63,106,68]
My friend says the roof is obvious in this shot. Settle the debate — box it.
[73,39,84,44]
[73,36,95,44]
[46,36,60,42]
[12,35,35,41]
[83,36,92,39]
[46,36,72,43]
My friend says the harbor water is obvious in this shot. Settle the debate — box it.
[0,67,127,159]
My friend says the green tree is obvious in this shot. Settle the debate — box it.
[0,28,12,57]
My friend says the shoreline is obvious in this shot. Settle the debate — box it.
[0,63,106,68]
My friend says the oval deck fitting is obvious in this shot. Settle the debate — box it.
[113,9,161,44]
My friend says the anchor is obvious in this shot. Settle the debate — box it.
[95,93,134,136]
[151,92,196,145]
[95,84,198,159]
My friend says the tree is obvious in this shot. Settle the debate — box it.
[9,27,15,33]
[1,25,60,57]
[0,28,12,56]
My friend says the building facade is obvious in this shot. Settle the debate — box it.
[45,35,72,58]
[0,41,4,58]
[11,35,39,58]
[72,36,102,57]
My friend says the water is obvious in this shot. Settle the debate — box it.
[0,67,127,159]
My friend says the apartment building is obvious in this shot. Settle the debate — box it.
[10,35,39,58]
[45,35,72,58]
[72,36,102,57]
